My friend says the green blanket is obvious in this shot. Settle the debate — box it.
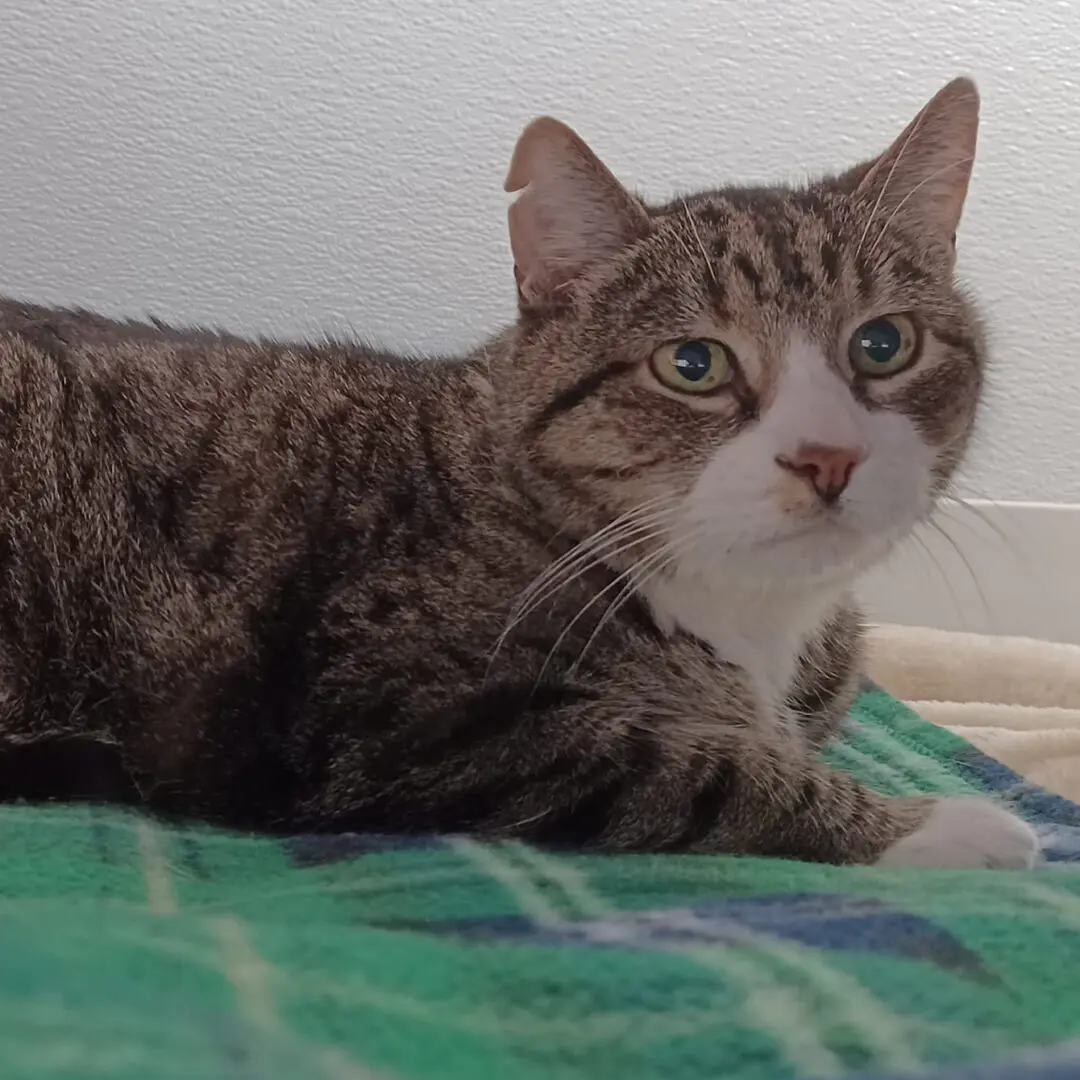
[3,687,1080,1080]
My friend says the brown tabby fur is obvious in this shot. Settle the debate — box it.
[0,81,985,861]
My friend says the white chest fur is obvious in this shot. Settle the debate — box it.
[642,573,840,721]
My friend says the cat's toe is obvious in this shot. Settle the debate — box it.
[876,796,1039,870]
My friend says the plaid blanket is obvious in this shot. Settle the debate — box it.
[3,686,1080,1080]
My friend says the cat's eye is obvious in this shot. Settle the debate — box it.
[649,339,734,395]
[848,314,920,378]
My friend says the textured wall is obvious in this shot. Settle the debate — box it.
[1,0,1077,500]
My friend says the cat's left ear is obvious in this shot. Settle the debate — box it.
[854,77,980,243]
[505,117,649,309]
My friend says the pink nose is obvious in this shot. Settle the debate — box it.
[775,443,863,505]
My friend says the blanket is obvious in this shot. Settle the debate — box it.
[3,686,1080,1080]
[866,624,1080,802]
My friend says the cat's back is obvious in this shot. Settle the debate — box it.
[0,297,502,575]
[0,298,476,472]
[0,296,424,403]
[0,300,499,773]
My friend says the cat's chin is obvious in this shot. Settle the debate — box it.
[712,518,905,589]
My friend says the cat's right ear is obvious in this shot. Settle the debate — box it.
[850,77,980,245]
[505,118,649,309]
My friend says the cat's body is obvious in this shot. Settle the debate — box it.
[0,300,860,851]
[0,79,1039,867]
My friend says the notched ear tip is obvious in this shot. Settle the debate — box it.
[504,116,580,193]
[503,168,524,196]
[503,116,646,305]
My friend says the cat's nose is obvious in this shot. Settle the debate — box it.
[775,443,863,505]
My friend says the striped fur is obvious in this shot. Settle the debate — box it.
[0,79,1017,865]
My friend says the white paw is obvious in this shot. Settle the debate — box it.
[876,797,1040,870]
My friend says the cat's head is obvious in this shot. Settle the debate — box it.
[494,78,982,592]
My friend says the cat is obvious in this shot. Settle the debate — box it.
[0,76,1037,868]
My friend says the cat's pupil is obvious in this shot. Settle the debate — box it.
[674,340,712,381]
[857,319,901,364]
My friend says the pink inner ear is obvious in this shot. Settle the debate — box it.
[505,117,648,305]
[855,77,979,240]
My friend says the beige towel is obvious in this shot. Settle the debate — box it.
[865,624,1080,803]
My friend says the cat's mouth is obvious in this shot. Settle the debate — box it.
[760,512,856,548]
[738,514,880,576]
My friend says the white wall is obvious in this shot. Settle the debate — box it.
[2,0,1079,503]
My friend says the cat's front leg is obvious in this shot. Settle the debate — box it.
[586,644,1037,866]
[638,662,1039,865]
[779,616,1037,866]
[499,713,1039,867]
[529,650,1037,866]
[413,705,1036,867]
[613,734,1040,868]
[307,634,1038,867]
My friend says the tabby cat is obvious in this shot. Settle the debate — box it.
[0,77,1037,867]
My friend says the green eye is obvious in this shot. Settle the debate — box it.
[848,314,920,377]
[650,339,734,395]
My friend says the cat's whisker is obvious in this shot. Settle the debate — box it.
[666,217,705,271]
[490,520,673,656]
[568,529,708,676]
[681,199,718,288]
[935,501,1017,561]
[514,524,672,619]
[911,525,971,629]
[485,507,682,678]
[533,529,704,690]
[854,105,930,261]
[514,496,673,595]
[943,490,1026,562]
[925,516,994,628]
[508,496,677,618]
[498,508,679,637]
[901,529,967,629]
[866,156,974,260]
[487,521,677,674]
